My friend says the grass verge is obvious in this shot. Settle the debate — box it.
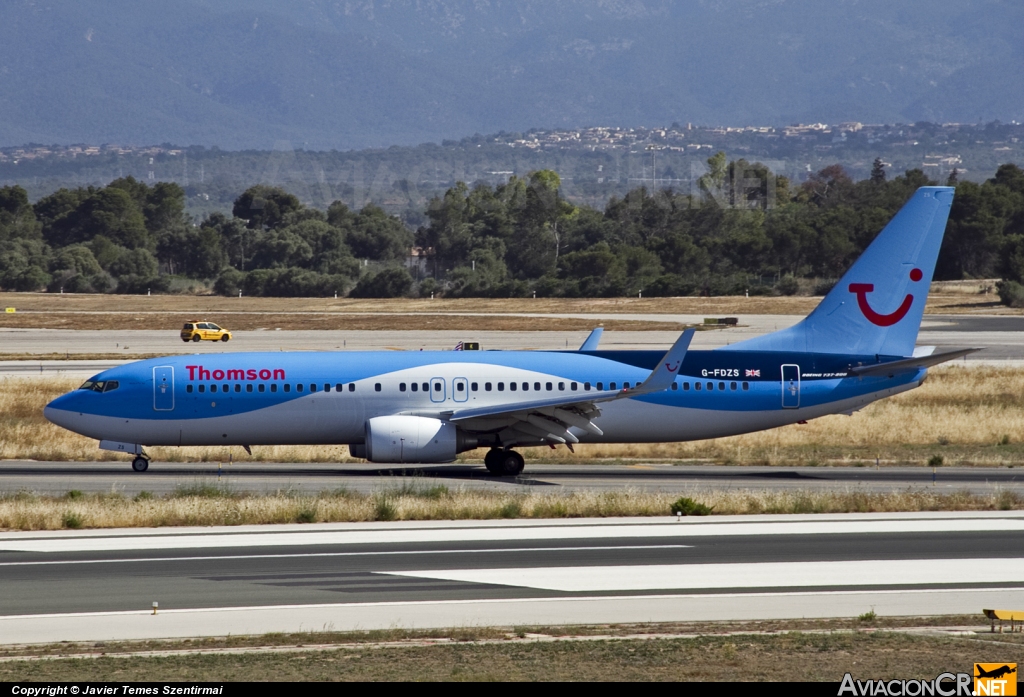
[1,621,1018,681]
[1,487,1021,530]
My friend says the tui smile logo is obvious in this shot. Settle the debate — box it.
[849,268,924,327]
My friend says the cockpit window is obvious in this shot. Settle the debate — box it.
[79,380,119,393]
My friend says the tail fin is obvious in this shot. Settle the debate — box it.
[730,186,954,357]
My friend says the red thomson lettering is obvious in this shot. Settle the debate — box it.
[212,369,225,380]
[186,365,197,380]
[259,369,271,380]
[273,369,285,380]
[198,366,211,380]
[185,365,284,381]
[227,369,244,380]
[246,369,257,380]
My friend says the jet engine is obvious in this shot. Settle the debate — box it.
[356,415,470,463]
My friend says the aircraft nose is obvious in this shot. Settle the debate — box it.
[44,394,79,430]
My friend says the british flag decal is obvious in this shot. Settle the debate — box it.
[745,369,760,377]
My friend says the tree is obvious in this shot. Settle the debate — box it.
[870,158,887,184]
[349,268,414,298]
[232,186,302,230]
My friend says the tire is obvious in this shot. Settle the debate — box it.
[484,448,503,475]
[192,334,201,342]
[500,451,525,476]
[220,334,230,342]
[131,457,149,472]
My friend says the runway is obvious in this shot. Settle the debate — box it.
[1,314,1021,377]
[2,462,1023,495]
[1,512,1021,643]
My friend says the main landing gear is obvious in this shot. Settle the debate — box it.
[484,448,525,476]
[131,455,150,472]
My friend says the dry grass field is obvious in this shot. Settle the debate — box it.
[1,628,1014,681]
[4,365,1024,467]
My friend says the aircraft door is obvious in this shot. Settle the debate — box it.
[781,364,800,408]
[430,377,446,403]
[452,377,469,403]
[153,366,174,411]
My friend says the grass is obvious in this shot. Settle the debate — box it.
[0,627,1017,681]
[8,365,1024,466]
[0,487,1021,530]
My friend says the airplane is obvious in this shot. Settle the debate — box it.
[45,186,976,476]
[975,666,1017,680]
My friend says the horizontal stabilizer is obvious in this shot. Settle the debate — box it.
[579,327,604,351]
[848,347,982,377]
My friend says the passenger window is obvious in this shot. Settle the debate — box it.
[399,383,406,392]
[610,382,617,390]
[707,382,713,391]
[498,382,504,391]
[433,382,441,392]
[199,384,206,393]
[324,384,330,392]
[534,382,540,391]
[683,382,690,390]
[570,382,577,391]
[485,382,492,391]
[247,384,253,393]
[719,382,725,391]
[348,383,355,392]
[742,382,749,390]
[510,382,517,391]
[521,382,527,391]
[210,384,217,393]
[375,383,382,392]
[234,384,241,392]
[259,384,265,392]
[284,384,290,392]
[584,382,591,391]
[546,382,553,391]
[596,382,603,391]
[310,384,316,393]
[471,382,478,391]
[186,384,193,393]
[695,382,702,391]
[456,382,464,392]
[271,384,277,393]
[558,382,565,390]
[730,382,737,390]
[623,382,630,389]
[671,383,678,390]
[336,384,343,392]
[422,382,429,392]
[296,384,303,392]
[411,383,418,392]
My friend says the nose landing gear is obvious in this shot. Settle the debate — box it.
[131,456,150,472]
[484,448,525,476]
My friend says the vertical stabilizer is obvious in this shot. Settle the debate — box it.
[730,186,954,356]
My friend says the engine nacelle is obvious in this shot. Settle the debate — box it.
[363,415,458,463]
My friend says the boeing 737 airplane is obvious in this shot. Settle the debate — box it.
[45,187,975,475]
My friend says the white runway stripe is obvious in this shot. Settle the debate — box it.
[387,558,1024,592]
[2,517,1023,553]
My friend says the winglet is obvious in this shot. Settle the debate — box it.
[627,328,695,396]
[579,327,603,351]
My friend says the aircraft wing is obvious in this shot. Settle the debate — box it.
[446,329,695,445]
[847,347,982,377]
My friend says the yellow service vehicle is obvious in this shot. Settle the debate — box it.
[180,321,232,342]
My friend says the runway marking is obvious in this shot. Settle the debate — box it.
[3,518,1024,553]
[386,558,1024,592]
[0,544,692,567]
[2,586,1022,621]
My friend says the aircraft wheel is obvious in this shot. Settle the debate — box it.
[484,448,504,475]
[498,450,525,476]
[131,456,149,472]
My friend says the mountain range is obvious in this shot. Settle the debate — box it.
[1,0,1022,149]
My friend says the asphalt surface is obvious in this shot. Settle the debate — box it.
[1,513,1022,641]
[2,462,1024,495]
